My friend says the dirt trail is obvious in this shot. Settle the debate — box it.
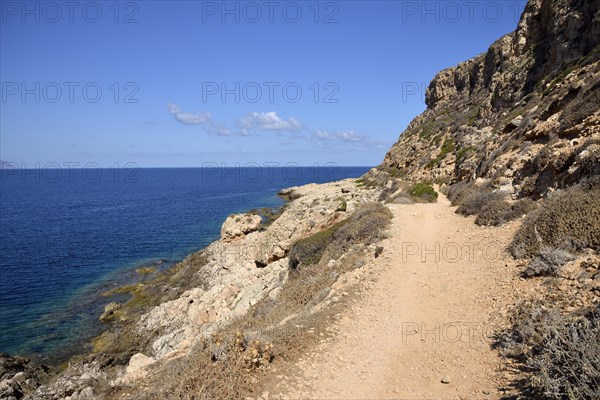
[273,193,524,399]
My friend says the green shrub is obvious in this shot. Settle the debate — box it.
[496,303,600,399]
[510,183,600,258]
[407,182,438,203]
[426,138,455,169]
[336,197,347,212]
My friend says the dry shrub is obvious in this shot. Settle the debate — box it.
[378,180,406,202]
[328,203,392,256]
[522,247,575,277]
[447,180,473,206]
[387,192,415,205]
[475,198,537,226]
[474,199,512,226]
[287,220,347,270]
[456,190,504,216]
[496,302,600,399]
[510,183,600,258]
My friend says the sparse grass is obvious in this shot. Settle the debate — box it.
[419,122,436,139]
[355,177,382,188]
[386,166,406,178]
[456,146,474,166]
[426,138,455,169]
[407,182,438,203]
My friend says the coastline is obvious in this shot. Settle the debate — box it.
[2,167,373,363]
[2,187,293,367]
[0,172,382,397]
[6,176,384,398]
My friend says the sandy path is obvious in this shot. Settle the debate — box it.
[273,193,523,399]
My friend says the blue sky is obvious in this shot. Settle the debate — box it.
[1,0,527,167]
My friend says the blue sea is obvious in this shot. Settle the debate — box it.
[0,166,370,362]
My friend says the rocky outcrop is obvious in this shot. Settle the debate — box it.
[135,179,380,362]
[220,213,262,241]
[380,0,600,197]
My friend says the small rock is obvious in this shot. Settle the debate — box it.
[99,302,121,321]
[441,376,451,384]
[12,371,27,383]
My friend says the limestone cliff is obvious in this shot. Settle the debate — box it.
[379,0,600,197]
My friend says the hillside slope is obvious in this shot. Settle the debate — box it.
[376,0,599,197]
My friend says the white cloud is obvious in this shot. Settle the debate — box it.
[310,130,390,152]
[204,123,232,136]
[238,112,303,132]
[164,105,387,151]
[311,130,368,142]
[167,103,211,125]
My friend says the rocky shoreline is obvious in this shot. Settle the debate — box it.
[1,177,384,400]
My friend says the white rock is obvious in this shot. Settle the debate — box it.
[126,353,155,375]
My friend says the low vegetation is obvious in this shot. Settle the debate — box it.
[288,220,348,269]
[446,180,473,206]
[510,182,600,259]
[248,206,286,230]
[289,202,392,269]
[448,181,536,226]
[475,198,536,226]
[496,302,600,399]
[425,138,455,169]
[522,247,575,277]
[456,190,503,216]
[407,182,438,203]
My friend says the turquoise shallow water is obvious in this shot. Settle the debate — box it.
[0,166,370,361]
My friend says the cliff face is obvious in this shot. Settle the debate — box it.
[380,0,600,197]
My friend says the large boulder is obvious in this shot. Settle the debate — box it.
[220,213,262,240]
